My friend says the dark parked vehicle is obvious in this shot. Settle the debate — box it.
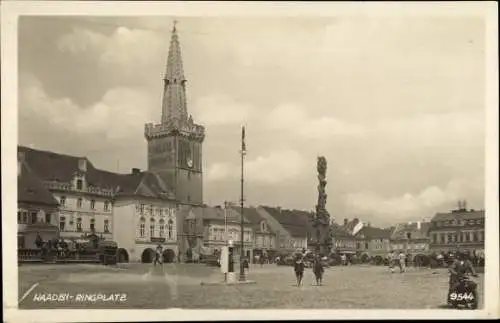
[98,240,118,265]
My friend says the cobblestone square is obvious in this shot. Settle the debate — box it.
[18,263,484,309]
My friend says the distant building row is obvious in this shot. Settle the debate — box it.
[18,146,485,263]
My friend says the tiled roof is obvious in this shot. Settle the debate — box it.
[260,206,310,238]
[431,210,485,222]
[390,222,431,240]
[356,226,392,239]
[18,146,175,200]
[202,206,251,224]
[344,218,360,233]
[18,162,59,206]
[331,223,352,238]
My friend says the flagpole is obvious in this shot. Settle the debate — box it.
[239,126,246,282]
[224,201,228,243]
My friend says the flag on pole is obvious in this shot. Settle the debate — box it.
[242,126,246,152]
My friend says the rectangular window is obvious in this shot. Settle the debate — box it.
[76,218,82,232]
[140,224,145,237]
[104,201,109,212]
[76,179,83,190]
[140,204,145,215]
[59,217,66,231]
[90,200,95,210]
[60,196,66,207]
[17,211,21,223]
[30,212,37,224]
[136,204,140,212]
[45,213,51,224]
[440,234,445,243]
[104,219,110,233]
[472,232,478,242]
[23,211,28,223]
[465,232,471,242]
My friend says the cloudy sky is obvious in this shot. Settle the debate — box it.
[18,16,486,227]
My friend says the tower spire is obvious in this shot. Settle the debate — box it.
[161,20,188,123]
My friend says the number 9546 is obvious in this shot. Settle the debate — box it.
[450,293,474,301]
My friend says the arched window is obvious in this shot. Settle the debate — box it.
[150,218,156,237]
[159,219,165,237]
[104,219,110,233]
[168,219,174,240]
[139,217,146,237]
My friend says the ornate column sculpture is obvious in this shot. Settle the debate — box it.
[313,156,333,256]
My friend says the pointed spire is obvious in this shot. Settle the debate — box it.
[161,20,188,123]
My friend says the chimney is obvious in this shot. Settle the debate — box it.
[132,168,141,174]
[78,158,87,172]
[344,218,348,226]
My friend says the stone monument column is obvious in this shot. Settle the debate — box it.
[313,156,333,256]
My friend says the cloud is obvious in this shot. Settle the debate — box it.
[206,150,306,184]
[343,177,484,221]
[193,94,252,126]
[57,28,107,54]
[266,103,365,139]
[19,74,156,141]
[367,112,485,151]
[57,26,166,81]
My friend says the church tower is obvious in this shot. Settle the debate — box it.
[145,22,205,205]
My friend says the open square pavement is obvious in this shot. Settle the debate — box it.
[18,263,484,309]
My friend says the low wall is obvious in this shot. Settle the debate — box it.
[18,248,100,264]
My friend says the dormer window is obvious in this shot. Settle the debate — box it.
[76,179,83,190]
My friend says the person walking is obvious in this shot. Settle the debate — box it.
[313,255,325,286]
[294,254,305,287]
[398,250,406,273]
[154,244,163,267]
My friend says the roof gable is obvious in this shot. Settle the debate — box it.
[19,146,175,201]
[18,162,59,206]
